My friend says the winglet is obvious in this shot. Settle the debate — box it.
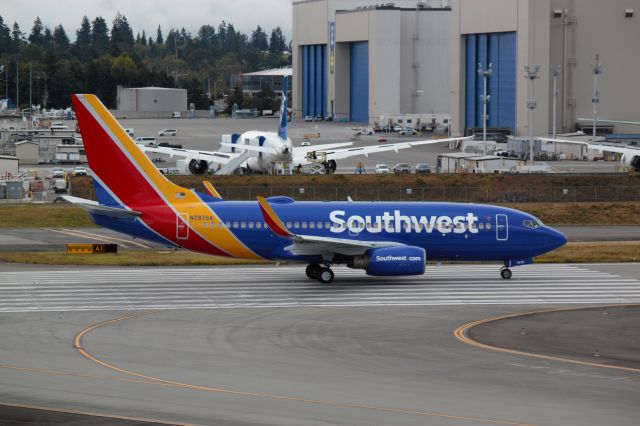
[202,180,222,199]
[257,196,295,238]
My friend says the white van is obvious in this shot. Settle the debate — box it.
[134,136,157,146]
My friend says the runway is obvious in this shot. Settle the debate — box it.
[1,263,639,425]
[0,264,639,312]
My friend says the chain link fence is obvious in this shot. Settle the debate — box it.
[69,185,640,203]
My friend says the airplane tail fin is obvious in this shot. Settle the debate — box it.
[72,94,186,209]
[277,76,289,141]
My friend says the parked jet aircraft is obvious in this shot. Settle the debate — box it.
[539,136,640,172]
[140,77,472,175]
[67,94,566,283]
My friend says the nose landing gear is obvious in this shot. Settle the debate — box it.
[306,263,335,284]
[500,267,512,280]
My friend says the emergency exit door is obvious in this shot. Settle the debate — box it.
[176,213,189,240]
[496,214,508,241]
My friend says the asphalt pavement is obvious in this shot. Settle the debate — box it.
[0,263,639,425]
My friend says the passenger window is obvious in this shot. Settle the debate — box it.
[479,223,484,230]
[317,222,323,229]
[225,222,231,228]
[256,222,262,229]
[202,222,208,228]
[248,222,254,229]
[294,222,300,228]
[486,223,492,230]
[233,221,238,228]
[325,222,331,229]
[302,222,308,229]
[309,222,315,229]
[241,222,246,229]
[287,222,292,228]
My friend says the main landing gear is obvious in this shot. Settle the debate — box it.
[306,263,335,284]
[500,266,512,280]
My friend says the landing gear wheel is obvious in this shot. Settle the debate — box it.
[306,263,322,279]
[500,268,512,280]
[317,267,335,284]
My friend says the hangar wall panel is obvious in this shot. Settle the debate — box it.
[464,32,516,131]
[350,41,369,122]
[301,44,327,118]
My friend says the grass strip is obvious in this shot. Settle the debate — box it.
[0,250,271,266]
[0,243,638,266]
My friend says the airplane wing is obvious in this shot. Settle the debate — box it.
[139,145,238,164]
[291,136,473,164]
[220,143,281,155]
[257,196,403,256]
[578,118,640,126]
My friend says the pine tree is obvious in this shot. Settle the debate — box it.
[75,16,91,59]
[269,27,286,54]
[156,25,163,44]
[28,17,44,45]
[91,17,109,57]
[0,16,12,54]
[53,25,69,49]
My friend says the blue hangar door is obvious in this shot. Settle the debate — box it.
[350,41,369,123]
[465,32,516,133]
[301,44,327,118]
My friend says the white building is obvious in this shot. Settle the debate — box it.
[116,86,187,113]
[231,68,293,95]
[292,0,452,123]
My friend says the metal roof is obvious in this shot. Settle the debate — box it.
[243,68,292,77]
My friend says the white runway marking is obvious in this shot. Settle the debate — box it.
[0,265,638,312]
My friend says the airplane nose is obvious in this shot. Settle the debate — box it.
[546,227,568,250]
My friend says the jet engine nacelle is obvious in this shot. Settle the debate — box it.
[349,246,426,276]
[177,159,209,175]
[630,156,640,172]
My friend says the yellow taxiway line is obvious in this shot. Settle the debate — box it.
[454,304,640,374]
[73,310,535,426]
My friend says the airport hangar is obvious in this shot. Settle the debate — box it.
[293,0,640,137]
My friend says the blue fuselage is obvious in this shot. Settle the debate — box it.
[94,195,567,264]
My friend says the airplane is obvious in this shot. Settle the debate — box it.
[539,136,640,172]
[66,93,566,283]
[140,77,472,175]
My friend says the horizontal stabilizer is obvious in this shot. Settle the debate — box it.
[61,196,141,219]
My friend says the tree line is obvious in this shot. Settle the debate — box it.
[0,14,290,110]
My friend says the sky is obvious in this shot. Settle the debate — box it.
[2,0,293,41]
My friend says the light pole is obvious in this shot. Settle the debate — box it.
[478,62,492,155]
[591,54,602,139]
[523,64,540,165]
[551,66,561,138]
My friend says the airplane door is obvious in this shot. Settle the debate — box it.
[176,213,189,240]
[496,214,508,241]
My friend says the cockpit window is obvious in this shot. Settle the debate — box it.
[523,219,541,229]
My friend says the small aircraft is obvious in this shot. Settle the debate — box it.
[140,77,472,175]
[539,136,640,172]
[66,93,566,283]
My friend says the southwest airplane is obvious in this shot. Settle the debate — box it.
[139,77,472,175]
[67,94,567,283]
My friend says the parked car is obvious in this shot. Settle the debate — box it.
[495,149,510,157]
[415,163,432,174]
[393,124,403,132]
[158,129,177,136]
[373,125,382,132]
[393,163,411,174]
[304,115,314,122]
[124,128,135,137]
[399,127,416,136]
[171,111,181,118]
[51,167,65,178]
[375,164,390,174]
[135,136,157,146]
[314,115,324,121]
[301,141,311,147]
[377,136,388,142]
[73,166,88,176]
[355,127,373,136]
[381,125,393,133]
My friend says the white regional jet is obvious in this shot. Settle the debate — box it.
[140,77,471,175]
